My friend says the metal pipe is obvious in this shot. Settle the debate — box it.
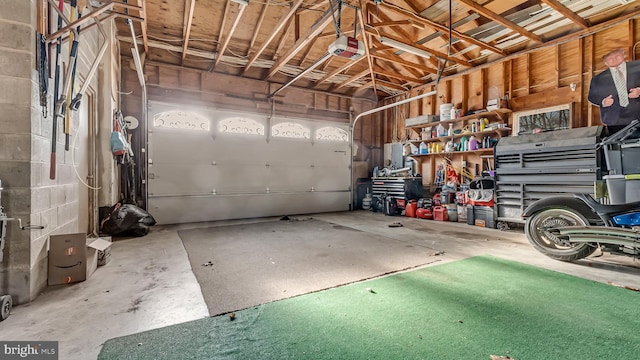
[128,20,149,208]
[349,89,436,209]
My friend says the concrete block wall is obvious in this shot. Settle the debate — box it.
[0,0,39,304]
[0,0,116,304]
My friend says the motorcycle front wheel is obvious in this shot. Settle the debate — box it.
[525,207,597,261]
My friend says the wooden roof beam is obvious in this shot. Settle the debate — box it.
[455,0,543,43]
[46,2,113,42]
[244,0,305,74]
[541,0,590,29]
[366,29,473,67]
[374,68,423,84]
[267,6,335,79]
[181,0,196,65]
[213,1,247,69]
[334,69,369,90]
[358,0,377,96]
[133,0,148,53]
[378,1,508,56]
[315,57,363,85]
[248,0,270,53]
[369,51,437,74]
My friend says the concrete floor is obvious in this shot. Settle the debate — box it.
[0,210,639,360]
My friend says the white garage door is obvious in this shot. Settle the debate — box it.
[147,102,351,224]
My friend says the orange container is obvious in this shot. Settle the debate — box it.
[405,200,417,218]
[433,206,448,221]
[416,207,433,219]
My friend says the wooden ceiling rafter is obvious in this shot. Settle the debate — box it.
[132,0,148,53]
[366,29,474,67]
[213,1,247,69]
[117,0,640,99]
[377,1,508,57]
[367,18,435,77]
[46,1,114,42]
[373,67,422,84]
[181,0,196,65]
[212,0,231,69]
[273,15,296,61]
[333,68,369,90]
[244,0,306,74]
[298,36,319,67]
[366,4,434,69]
[441,33,473,62]
[541,0,590,29]
[409,0,474,63]
[358,0,378,97]
[248,0,270,54]
[369,51,437,74]
[266,7,336,80]
[455,0,543,43]
[321,54,335,71]
[315,57,363,85]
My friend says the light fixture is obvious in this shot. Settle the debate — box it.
[230,0,249,5]
[379,36,431,59]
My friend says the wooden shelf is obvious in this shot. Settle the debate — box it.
[408,148,494,157]
[407,108,512,130]
[408,127,512,144]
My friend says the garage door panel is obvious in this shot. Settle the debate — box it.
[149,192,350,225]
[149,163,216,195]
[148,102,351,224]
[264,165,316,191]
[149,132,215,162]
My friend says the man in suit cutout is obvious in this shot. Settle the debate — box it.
[588,48,640,134]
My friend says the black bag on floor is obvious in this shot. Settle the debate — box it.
[100,201,156,237]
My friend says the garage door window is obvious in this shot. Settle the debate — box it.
[153,110,210,131]
[272,122,310,139]
[218,117,264,136]
[315,126,348,142]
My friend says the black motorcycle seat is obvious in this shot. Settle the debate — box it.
[574,193,640,215]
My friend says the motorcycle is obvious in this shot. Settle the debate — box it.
[522,120,640,261]
[522,193,640,261]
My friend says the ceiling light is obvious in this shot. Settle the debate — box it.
[230,0,249,5]
[379,36,431,59]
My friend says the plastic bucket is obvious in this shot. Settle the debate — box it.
[440,103,453,120]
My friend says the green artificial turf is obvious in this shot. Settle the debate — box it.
[99,255,640,359]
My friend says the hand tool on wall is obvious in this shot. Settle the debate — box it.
[37,32,48,118]
[64,0,79,151]
[50,0,64,180]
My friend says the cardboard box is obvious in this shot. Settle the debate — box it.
[48,234,113,285]
[48,233,86,285]
[94,237,112,266]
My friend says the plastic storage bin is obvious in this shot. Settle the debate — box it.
[625,174,640,203]
[604,174,626,204]
[470,205,495,228]
[605,174,640,204]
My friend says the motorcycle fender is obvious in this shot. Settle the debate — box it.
[522,196,597,220]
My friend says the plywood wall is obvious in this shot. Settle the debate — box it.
[383,20,640,139]
[378,19,640,188]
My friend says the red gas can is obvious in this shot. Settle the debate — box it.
[416,207,433,219]
[433,206,448,221]
[405,200,417,218]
